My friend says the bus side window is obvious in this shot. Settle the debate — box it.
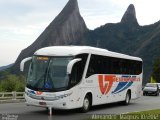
[86,55,142,76]
[86,55,105,77]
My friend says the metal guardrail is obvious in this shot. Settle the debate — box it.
[0,91,25,101]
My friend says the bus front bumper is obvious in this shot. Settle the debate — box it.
[25,94,72,110]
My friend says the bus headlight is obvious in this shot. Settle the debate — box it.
[55,92,73,100]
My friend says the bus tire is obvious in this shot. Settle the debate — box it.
[122,91,131,105]
[81,95,91,113]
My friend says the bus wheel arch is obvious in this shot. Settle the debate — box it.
[81,92,92,113]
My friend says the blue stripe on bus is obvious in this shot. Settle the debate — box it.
[112,75,134,94]
[112,82,128,93]
[113,82,133,94]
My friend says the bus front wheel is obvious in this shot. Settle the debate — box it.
[81,95,91,113]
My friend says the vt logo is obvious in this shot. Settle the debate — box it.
[98,75,115,95]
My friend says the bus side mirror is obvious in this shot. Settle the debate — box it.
[67,58,82,74]
[20,57,32,72]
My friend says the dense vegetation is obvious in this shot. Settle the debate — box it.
[151,58,160,83]
[0,71,25,92]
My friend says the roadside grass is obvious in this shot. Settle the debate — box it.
[87,109,160,120]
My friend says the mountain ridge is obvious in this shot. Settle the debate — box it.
[0,64,13,71]
[9,0,160,84]
[80,5,160,83]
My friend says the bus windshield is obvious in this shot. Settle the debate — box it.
[26,56,73,92]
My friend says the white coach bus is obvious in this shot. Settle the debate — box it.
[20,46,143,113]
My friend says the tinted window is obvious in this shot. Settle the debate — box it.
[86,54,142,78]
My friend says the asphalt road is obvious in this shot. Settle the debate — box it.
[0,95,160,120]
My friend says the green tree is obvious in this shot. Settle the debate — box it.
[0,74,25,92]
[152,58,160,82]
[15,75,25,92]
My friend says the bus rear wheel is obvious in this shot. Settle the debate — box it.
[122,91,131,105]
[81,95,91,113]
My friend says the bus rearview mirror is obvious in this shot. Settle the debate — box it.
[20,57,32,72]
[67,58,82,74]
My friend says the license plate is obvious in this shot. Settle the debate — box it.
[39,102,46,106]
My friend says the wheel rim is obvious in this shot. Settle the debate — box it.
[83,98,89,110]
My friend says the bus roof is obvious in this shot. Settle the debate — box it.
[34,46,142,61]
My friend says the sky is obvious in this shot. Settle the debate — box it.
[0,0,160,66]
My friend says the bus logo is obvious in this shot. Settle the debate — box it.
[98,75,115,95]
[36,91,43,95]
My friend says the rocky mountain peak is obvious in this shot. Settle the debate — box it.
[64,0,79,13]
[52,0,80,24]
[121,4,139,26]
[12,0,88,73]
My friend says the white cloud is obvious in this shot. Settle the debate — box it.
[0,42,26,66]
